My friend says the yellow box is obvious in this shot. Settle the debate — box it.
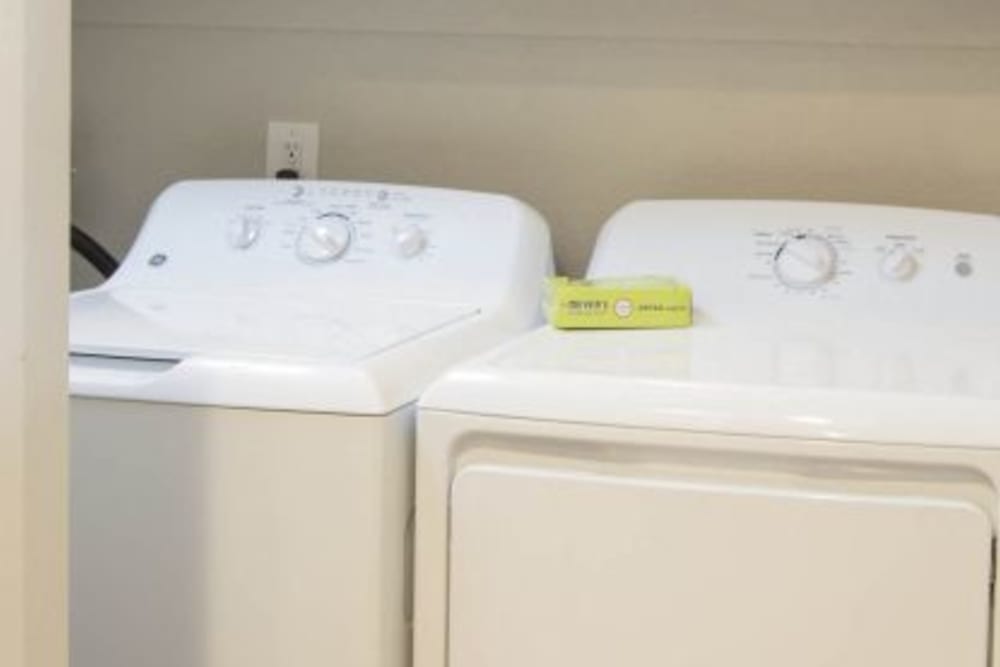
[546,276,693,329]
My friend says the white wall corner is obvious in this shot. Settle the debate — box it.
[0,0,70,665]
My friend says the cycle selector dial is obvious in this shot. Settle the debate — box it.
[297,213,353,263]
[774,234,838,289]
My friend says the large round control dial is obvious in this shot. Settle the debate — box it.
[879,246,919,281]
[393,223,428,258]
[296,213,353,263]
[773,233,838,289]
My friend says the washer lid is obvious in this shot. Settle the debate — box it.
[69,287,491,414]
[71,287,478,363]
[420,324,1000,448]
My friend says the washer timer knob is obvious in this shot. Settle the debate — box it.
[774,234,838,289]
[228,215,263,250]
[879,246,919,281]
[297,213,353,263]
[393,224,428,258]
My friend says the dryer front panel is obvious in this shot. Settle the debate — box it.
[447,464,993,667]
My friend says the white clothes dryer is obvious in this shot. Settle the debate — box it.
[69,180,552,667]
[415,200,1000,667]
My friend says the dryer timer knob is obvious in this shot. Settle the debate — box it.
[773,234,838,290]
[879,247,919,281]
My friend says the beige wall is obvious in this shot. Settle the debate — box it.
[0,0,70,665]
[72,1,1000,285]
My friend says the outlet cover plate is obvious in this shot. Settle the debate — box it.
[266,121,319,179]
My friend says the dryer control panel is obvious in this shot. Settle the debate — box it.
[589,200,1000,326]
[107,180,552,311]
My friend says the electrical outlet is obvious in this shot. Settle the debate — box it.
[266,121,320,179]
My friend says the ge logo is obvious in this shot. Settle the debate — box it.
[614,299,633,318]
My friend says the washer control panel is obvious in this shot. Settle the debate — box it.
[589,200,1000,325]
[222,198,439,264]
[111,180,551,307]
[219,184,441,264]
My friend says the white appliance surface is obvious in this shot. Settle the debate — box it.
[69,179,552,667]
[423,201,1000,445]
[70,179,552,413]
[448,464,991,667]
[71,289,478,362]
[414,200,1000,667]
[422,323,1000,447]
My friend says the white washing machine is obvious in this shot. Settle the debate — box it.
[415,200,1000,667]
[69,179,551,667]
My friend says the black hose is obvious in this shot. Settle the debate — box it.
[71,225,119,279]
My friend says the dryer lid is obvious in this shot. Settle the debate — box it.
[420,324,1000,448]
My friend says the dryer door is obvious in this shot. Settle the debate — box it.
[448,465,993,667]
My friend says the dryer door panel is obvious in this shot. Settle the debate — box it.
[448,465,993,667]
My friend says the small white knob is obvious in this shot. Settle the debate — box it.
[228,215,263,250]
[297,215,352,263]
[394,224,428,258]
[879,247,919,281]
[773,234,838,289]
